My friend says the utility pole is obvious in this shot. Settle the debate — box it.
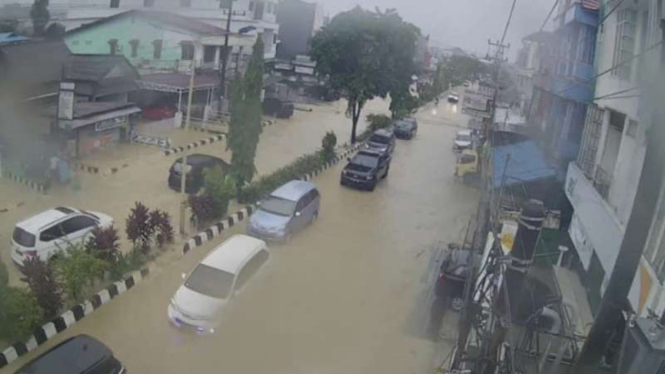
[218,0,234,111]
[571,21,665,374]
[179,58,197,235]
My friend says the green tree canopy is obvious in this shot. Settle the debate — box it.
[30,0,50,36]
[311,7,419,143]
[227,36,264,187]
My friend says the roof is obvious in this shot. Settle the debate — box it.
[0,40,70,90]
[270,180,316,201]
[73,101,137,119]
[492,140,556,188]
[138,72,220,91]
[0,32,28,45]
[66,54,139,82]
[66,10,228,37]
[15,334,113,374]
[16,207,76,233]
[203,235,267,273]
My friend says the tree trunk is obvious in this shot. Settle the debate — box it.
[350,101,363,144]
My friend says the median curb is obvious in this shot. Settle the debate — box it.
[1,171,48,194]
[164,134,226,156]
[73,162,131,176]
[0,267,150,370]
[181,143,361,255]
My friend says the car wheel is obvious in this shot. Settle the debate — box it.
[451,297,464,311]
[382,166,390,179]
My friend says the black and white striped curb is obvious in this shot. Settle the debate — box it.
[181,143,361,255]
[74,162,130,176]
[163,134,226,156]
[0,268,149,370]
[1,171,48,194]
[191,119,275,134]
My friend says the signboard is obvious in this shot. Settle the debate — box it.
[569,214,593,270]
[58,82,75,120]
[294,66,315,75]
[131,133,172,150]
[95,116,127,132]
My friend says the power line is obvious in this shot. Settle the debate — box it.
[593,86,639,101]
[540,0,559,32]
[500,0,519,46]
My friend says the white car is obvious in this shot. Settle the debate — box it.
[168,234,270,333]
[448,92,460,103]
[453,130,473,151]
[11,207,113,267]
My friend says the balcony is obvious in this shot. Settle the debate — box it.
[559,2,599,28]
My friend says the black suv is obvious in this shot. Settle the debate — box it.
[435,246,479,311]
[340,150,391,191]
[365,129,396,155]
[393,118,418,139]
[263,97,294,118]
[168,154,229,194]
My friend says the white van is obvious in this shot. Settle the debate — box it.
[168,234,270,333]
[11,207,113,267]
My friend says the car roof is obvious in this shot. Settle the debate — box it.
[457,130,472,136]
[373,129,392,137]
[270,180,317,201]
[355,149,382,158]
[16,207,79,233]
[14,334,113,374]
[202,235,268,274]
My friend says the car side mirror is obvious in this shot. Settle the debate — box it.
[295,211,301,217]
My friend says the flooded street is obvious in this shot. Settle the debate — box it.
[1,99,479,374]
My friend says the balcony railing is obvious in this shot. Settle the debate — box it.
[592,166,612,199]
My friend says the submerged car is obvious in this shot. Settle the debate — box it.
[435,246,478,311]
[246,180,320,242]
[365,129,396,155]
[447,92,460,103]
[263,97,294,118]
[453,130,473,151]
[168,154,229,194]
[394,118,418,139]
[168,235,270,333]
[340,150,391,191]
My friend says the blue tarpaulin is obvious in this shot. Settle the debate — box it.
[492,140,556,188]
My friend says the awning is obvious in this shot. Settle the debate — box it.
[60,106,142,130]
[492,140,556,188]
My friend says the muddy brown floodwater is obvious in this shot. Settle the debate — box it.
[1,98,479,374]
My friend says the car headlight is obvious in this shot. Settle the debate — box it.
[366,175,374,180]
[364,144,370,149]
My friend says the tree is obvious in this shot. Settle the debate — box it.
[321,131,337,161]
[52,245,107,302]
[126,202,154,253]
[0,286,44,341]
[21,257,62,319]
[30,0,50,36]
[227,37,264,187]
[0,19,18,33]
[311,7,419,143]
[44,22,65,39]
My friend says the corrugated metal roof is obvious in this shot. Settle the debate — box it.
[0,32,28,45]
[492,140,556,188]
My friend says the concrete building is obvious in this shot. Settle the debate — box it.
[514,31,554,114]
[0,0,279,59]
[565,0,665,319]
[275,0,323,59]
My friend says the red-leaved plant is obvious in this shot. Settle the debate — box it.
[126,202,154,253]
[85,226,120,263]
[21,257,62,319]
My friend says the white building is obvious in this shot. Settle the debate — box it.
[565,0,665,317]
[0,0,279,59]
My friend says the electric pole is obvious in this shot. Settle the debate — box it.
[571,22,665,374]
[218,0,234,111]
[179,58,197,235]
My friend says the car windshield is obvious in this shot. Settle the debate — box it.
[396,121,411,129]
[185,264,235,299]
[369,134,390,144]
[350,154,379,169]
[260,196,297,216]
[457,134,471,142]
[173,161,193,174]
[12,227,35,248]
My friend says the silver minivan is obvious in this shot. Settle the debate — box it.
[246,180,320,242]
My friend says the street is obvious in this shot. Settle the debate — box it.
[0,98,479,374]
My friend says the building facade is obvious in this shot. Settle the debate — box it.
[275,0,323,59]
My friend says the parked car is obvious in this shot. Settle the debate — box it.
[246,180,320,242]
[142,104,176,121]
[168,154,229,194]
[340,149,391,191]
[393,118,418,139]
[453,130,473,151]
[11,207,113,267]
[435,246,478,311]
[263,97,294,118]
[447,92,460,103]
[13,334,125,374]
[365,129,396,155]
[168,234,270,333]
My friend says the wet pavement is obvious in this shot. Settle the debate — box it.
[0,96,479,374]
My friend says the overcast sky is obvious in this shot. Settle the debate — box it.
[317,0,554,59]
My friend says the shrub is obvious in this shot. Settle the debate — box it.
[203,167,236,218]
[366,113,392,132]
[110,250,147,281]
[21,257,62,319]
[85,226,120,263]
[126,202,154,253]
[189,194,218,225]
[0,256,8,289]
[150,209,174,248]
[52,245,108,302]
[0,286,44,342]
[321,131,337,162]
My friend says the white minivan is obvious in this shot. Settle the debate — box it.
[168,234,270,333]
[11,207,113,267]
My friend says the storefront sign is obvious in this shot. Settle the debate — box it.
[95,116,127,132]
[131,133,172,150]
[58,82,75,120]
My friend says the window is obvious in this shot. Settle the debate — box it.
[60,216,96,235]
[180,41,195,60]
[626,120,638,137]
[153,39,163,59]
[460,154,476,164]
[143,0,154,6]
[40,225,65,242]
[235,250,269,290]
[203,45,216,63]
[180,0,191,7]
[185,264,235,299]
[129,39,139,58]
[612,8,637,80]
[108,39,118,55]
[13,227,36,247]
[110,0,120,8]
